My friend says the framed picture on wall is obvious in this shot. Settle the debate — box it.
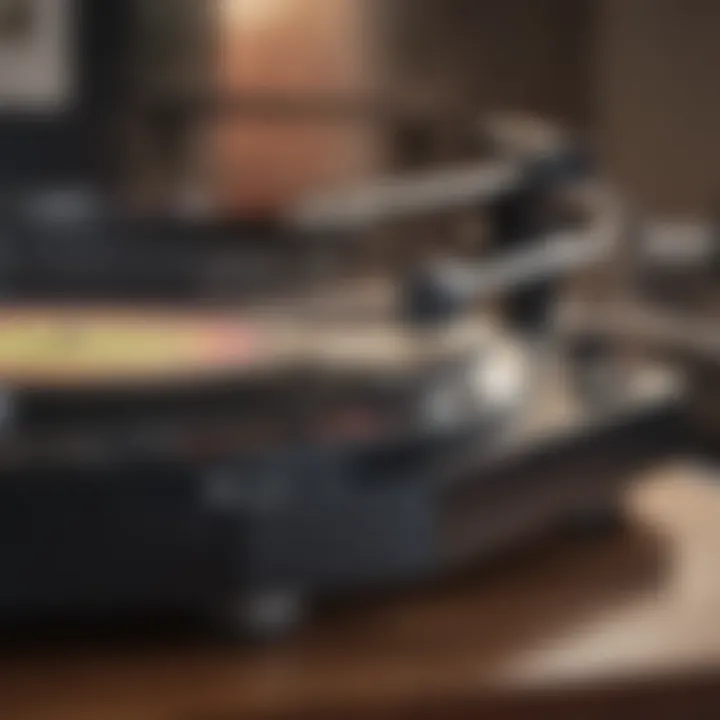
[0,0,74,111]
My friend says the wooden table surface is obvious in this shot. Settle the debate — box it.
[2,462,720,720]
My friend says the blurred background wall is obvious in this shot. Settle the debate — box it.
[210,0,597,214]
[598,0,720,216]
[1,0,717,219]
[387,0,596,128]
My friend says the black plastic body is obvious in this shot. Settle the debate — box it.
[0,210,317,304]
[0,382,682,624]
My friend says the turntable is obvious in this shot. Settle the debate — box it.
[0,120,684,638]
[0,290,680,637]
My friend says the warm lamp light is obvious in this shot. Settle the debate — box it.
[222,0,288,29]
